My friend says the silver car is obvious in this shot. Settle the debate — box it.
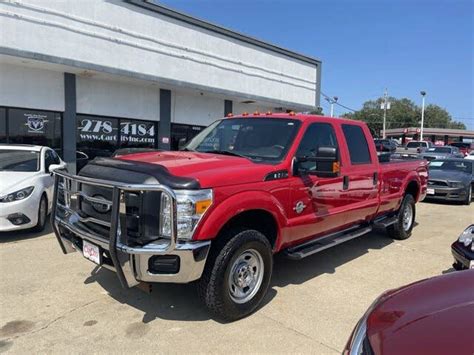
[420,146,464,161]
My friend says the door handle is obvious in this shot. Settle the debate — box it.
[373,172,378,185]
[343,176,349,190]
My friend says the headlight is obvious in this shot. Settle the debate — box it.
[458,225,474,251]
[0,186,34,203]
[449,181,465,188]
[159,189,213,240]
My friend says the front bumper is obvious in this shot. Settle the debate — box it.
[51,171,211,288]
[425,186,468,201]
[451,241,474,270]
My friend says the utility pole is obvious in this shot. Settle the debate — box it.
[382,89,388,139]
[420,91,426,141]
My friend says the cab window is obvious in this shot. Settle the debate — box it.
[296,123,338,170]
[342,124,371,165]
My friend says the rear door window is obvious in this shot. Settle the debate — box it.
[342,124,371,164]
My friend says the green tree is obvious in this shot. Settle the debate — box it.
[343,97,465,136]
[423,104,466,129]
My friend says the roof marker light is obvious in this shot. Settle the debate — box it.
[242,112,249,116]
[226,113,233,117]
[289,111,296,116]
[266,111,273,115]
[253,111,260,116]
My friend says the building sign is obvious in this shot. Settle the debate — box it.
[77,118,118,142]
[25,113,48,134]
[120,120,155,145]
[77,117,156,144]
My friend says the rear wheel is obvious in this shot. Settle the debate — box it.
[197,228,273,321]
[387,194,415,240]
[32,194,47,232]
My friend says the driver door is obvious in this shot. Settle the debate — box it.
[288,122,346,245]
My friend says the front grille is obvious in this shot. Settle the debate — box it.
[56,175,162,245]
[428,180,448,187]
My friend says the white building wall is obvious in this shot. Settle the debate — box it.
[233,102,275,116]
[0,0,319,109]
[76,77,160,121]
[173,92,224,126]
[0,62,64,111]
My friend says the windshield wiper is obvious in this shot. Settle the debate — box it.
[203,150,250,159]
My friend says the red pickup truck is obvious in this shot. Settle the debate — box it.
[52,114,428,320]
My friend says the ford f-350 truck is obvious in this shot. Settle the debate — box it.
[52,114,428,320]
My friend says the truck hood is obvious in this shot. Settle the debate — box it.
[366,269,474,354]
[116,151,276,188]
[0,171,39,195]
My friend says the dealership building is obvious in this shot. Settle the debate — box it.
[0,0,321,172]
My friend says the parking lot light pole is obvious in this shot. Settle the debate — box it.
[420,91,426,141]
[327,96,338,117]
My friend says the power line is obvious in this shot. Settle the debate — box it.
[320,91,357,112]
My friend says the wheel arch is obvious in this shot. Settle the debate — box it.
[405,179,420,201]
[193,191,287,251]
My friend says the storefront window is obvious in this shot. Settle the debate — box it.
[76,115,119,161]
[171,123,205,150]
[0,108,6,143]
[120,119,156,148]
[7,108,61,149]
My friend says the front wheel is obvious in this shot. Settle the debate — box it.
[464,186,472,205]
[197,229,273,321]
[32,194,48,232]
[387,194,415,240]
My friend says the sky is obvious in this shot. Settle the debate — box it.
[158,0,473,129]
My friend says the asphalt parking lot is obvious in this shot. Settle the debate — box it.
[0,201,472,354]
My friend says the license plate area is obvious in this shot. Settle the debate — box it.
[427,188,435,195]
[83,240,102,265]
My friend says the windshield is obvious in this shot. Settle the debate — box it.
[429,160,473,174]
[0,149,40,172]
[426,147,451,153]
[184,118,301,162]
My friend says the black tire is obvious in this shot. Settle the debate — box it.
[387,194,416,240]
[32,194,48,232]
[197,228,273,321]
[464,186,472,206]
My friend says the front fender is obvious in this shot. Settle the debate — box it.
[193,190,288,248]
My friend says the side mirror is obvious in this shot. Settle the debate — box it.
[48,162,66,174]
[294,146,340,177]
[178,137,188,150]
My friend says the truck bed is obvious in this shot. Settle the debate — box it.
[378,156,429,215]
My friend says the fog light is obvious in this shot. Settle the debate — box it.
[7,213,31,225]
[148,255,180,274]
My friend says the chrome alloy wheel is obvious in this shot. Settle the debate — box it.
[228,249,264,304]
[402,202,413,231]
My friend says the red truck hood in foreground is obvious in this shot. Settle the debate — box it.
[366,269,474,355]
[117,151,274,188]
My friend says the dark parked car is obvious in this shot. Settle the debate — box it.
[452,225,474,270]
[426,159,473,205]
[450,142,473,157]
[374,139,397,153]
[343,269,474,355]
[420,146,464,161]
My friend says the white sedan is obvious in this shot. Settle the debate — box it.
[0,144,66,232]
